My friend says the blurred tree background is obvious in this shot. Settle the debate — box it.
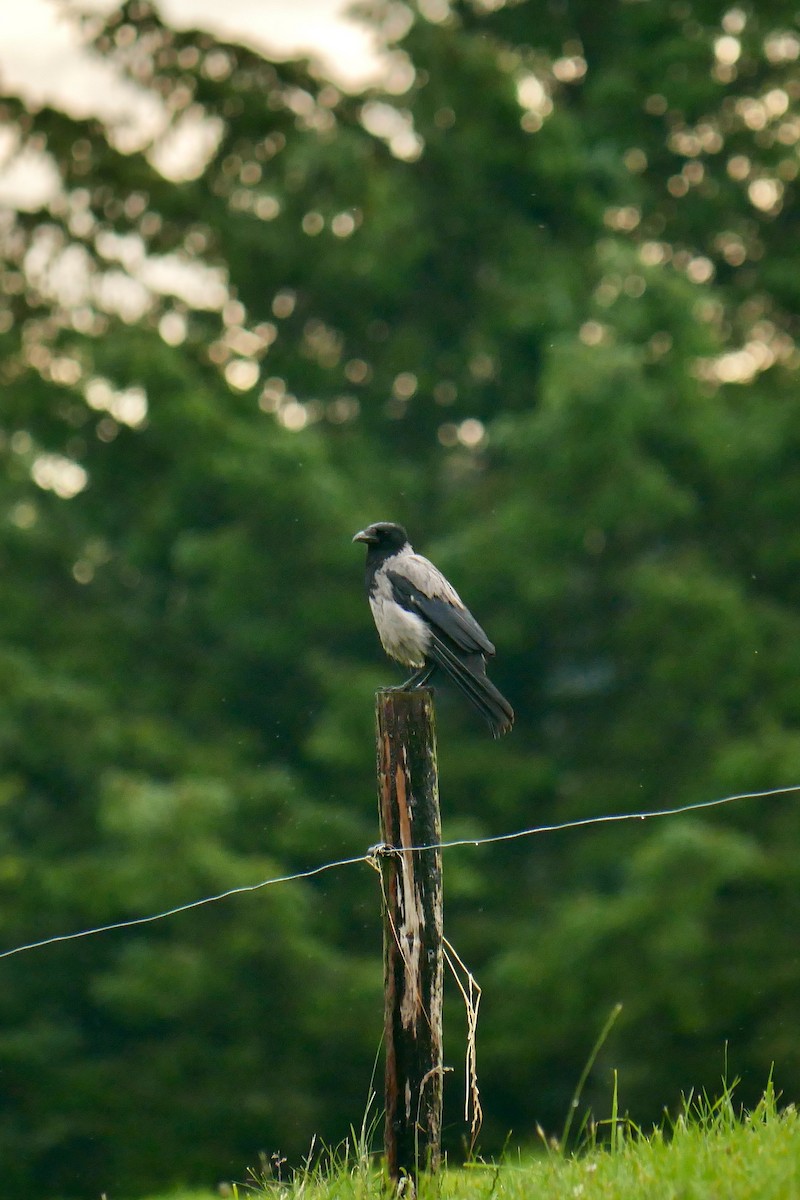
[2,0,800,1194]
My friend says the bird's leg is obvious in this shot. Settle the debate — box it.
[408,663,436,690]
[387,664,435,692]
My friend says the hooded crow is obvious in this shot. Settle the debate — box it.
[353,521,514,738]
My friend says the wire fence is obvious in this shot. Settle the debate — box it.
[1,782,797,963]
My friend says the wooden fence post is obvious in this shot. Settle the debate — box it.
[376,687,444,1182]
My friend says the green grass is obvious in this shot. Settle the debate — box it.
[148,1083,800,1200]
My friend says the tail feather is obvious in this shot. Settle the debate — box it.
[428,635,514,738]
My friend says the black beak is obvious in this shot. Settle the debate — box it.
[352,529,376,544]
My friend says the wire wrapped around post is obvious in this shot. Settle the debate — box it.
[375,687,444,1181]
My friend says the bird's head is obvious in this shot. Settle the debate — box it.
[352,521,410,553]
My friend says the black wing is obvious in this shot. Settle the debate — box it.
[386,569,495,657]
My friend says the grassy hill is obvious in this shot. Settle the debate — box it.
[146,1084,800,1200]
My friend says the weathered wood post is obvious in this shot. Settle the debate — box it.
[376,687,443,1182]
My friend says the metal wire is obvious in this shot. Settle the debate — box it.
[1,782,796,962]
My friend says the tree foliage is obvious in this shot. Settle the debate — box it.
[2,0,800,1194]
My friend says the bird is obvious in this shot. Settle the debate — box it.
[353,521,514,738]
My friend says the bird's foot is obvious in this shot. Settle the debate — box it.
[397,665,436,691]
